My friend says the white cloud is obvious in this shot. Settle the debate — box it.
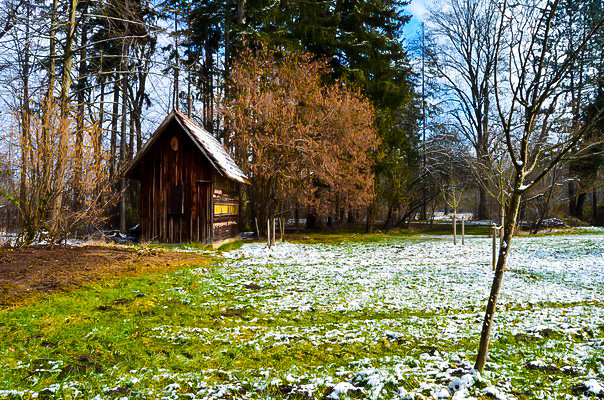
[406,0,429,21]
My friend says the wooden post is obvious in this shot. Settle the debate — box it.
[453,213,457,245]
[492,225,497,270]
[461,215,465,245]
[255,217,260,240]
[272,217,276,246]
[267,219,271,248]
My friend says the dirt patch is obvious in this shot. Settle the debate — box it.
[221,308,245,317]
[244,283,263,290]
[0,245,208,307]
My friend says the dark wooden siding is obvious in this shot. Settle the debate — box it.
[138,120,218,243]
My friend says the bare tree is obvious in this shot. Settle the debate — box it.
[474,0,604,372]
[429,0,499,220]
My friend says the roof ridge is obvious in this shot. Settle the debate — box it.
[174,110,250,185]
[174,109,206,132]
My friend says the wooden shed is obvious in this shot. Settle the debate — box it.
[125,110,250,243]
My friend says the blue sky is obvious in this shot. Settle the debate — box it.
[403,0,429,45]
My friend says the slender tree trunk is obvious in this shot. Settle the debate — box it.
[134,72,147,153]
[475,189,523,372]
[50,0,78,235]
[478,186,489,220]
[365,204,373,233]
[41,0,58,201]
[532,170,557,234]
[592,190,597,223]
[119,66,128,234]
[110,77,119,179]
[46,0,58,102]
[452,211,457,245]
[347,206,356,224]
[135,104,142,153]
[383,205,393,230]
[128,107,135,159]
[224,0,231,92]
[295,205,300,231]
[237,0,246,23]
[95,79,105,191]
[73,1,89,206]
[576,192,587,220]
[19,0,31,233]
[568,179,577,218]
[173,11,179,110]
[205,44,214,133]
[267,218,271,248]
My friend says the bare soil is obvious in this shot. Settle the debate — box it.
[0,245,208,307]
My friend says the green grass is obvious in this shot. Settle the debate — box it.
[148,239,247,253]
[286,223,604,244]
[0,234,603,398]
[148,241,214,251]
[0,267,599,398]
[0,264,470,398]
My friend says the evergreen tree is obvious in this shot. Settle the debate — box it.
[183,0,418,225]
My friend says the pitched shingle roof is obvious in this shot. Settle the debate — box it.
[124,110,250,184]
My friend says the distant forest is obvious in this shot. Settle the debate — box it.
[0,0,602,245]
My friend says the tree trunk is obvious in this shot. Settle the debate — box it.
[475,189,523,372]
[237,0,246,23]
[95,79,105,192]
[365,204,374,233]
[531,171,556,234]
[478,186,489,220]
[46,0,59,101]
[568,179,577,218]
[205,44,214,133]
[41,0,58,199]
[294,205,300,231]
[173,11,179,111]
[224,0,231,92]
[128,107,135,159]
[50,0,78,236]
[73,1,89,206]
[347,206,356,223]
[383,205,393,230]
[119,66,128,234]
[135,106,142,153]
[592,190,597,223]
[110,77,120,179]
[306,213,318,230]
[576,192,587,220]
[267,219,271,247]
[452,211,457,245]
[19,0,31,233]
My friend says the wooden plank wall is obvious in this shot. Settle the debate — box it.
[138,120,215,243]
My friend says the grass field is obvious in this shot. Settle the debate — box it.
[0,231,603,399]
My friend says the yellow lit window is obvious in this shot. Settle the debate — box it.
[214,203,238,215]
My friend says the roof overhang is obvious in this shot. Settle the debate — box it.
[124,110,250,185]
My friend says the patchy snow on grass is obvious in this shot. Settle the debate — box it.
[2,233,604,399]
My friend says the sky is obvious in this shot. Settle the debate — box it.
[403,0,429,49]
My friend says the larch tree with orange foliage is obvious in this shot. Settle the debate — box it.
[224,48,379,231]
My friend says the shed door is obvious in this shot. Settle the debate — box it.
[197,181,211,243]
